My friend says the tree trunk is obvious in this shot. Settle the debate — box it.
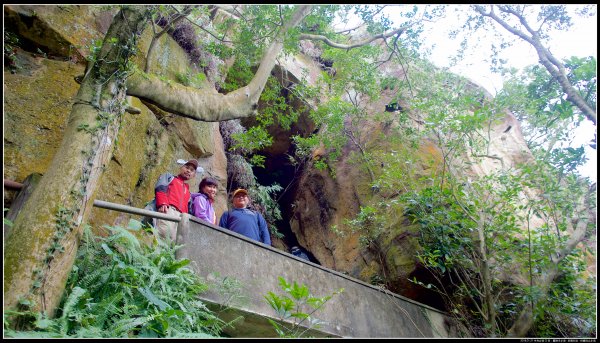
[3,6,152,319]
[477,222,496,336]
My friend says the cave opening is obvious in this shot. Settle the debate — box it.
[252,146,321,265]
[239,65,321,264]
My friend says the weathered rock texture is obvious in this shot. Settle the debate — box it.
[3,5,228,234]
[3,5,594,314]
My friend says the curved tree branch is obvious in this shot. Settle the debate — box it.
[299,26,407,50]
[474,5,597,125]
[128,5,313,122]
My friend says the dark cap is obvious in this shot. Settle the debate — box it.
[184,159,199,170]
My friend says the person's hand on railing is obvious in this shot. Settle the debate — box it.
[158,204,168,213]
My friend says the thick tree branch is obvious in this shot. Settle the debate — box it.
[128,5,313,122]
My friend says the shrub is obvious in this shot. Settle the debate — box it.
[4,220,225,338]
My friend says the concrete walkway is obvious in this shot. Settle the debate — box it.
[176,213,460,338]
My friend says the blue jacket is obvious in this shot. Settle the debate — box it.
[219,208,271,245]
[292,249,310,261]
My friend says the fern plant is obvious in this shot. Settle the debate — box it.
[264,276,343,338]
[252,183,284,239]
[4,220,226,338]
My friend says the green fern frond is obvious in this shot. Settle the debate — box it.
[58,286,88,333]
[138,287,170,311]
[78,265,112,290]
[103,224,141,250]
[112,315,154,336]
[70,326,105,338]
[94,292,124,327]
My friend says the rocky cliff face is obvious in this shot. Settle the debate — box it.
[280,41,572,307]
[4,5,594,312]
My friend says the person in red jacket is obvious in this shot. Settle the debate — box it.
[155,159,198,242]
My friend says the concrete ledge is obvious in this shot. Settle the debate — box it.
[175,214,458,338]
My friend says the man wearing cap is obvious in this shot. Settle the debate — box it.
[218,189,271,245]
[154,159,198,242]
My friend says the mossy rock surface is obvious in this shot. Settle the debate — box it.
[4,5,116,61]
[3,55,83,185]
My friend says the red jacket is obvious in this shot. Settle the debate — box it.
[155,175,190,213]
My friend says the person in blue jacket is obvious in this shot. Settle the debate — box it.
[290,246,310,261]
[219,188,271,245]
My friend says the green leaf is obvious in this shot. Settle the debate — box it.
[164,259,190,274]
[34,317,54,330]
[138,287,170,311]
[127,218,143,231]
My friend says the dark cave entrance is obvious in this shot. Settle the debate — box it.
[251,140,321,265]
[246,65,321,264]
[220,61,321,263]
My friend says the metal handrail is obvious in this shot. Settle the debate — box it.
[4,179,23,190]
[93,199,181,222]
